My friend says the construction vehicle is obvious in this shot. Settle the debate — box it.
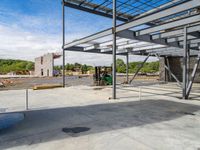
[93,66,112,86]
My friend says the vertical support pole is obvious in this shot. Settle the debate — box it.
[62,0,65,87]
[112,0,116,99]
[126,53,129,83]
[186,49,190,86]
[26,89,28,110]
[183,26,188,99]
[164,57,167,82]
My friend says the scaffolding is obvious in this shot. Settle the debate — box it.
[62,0,200,99]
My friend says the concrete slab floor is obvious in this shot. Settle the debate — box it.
[0,83,200,150]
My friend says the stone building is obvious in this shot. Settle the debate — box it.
[35,53,61,77]
[159,57,200,83]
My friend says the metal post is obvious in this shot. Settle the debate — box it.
[26,89,28,110]
[186,49,190,87]
[183,26,188,99]
[62,0,66,87]
[126,53,129,83]
[164,57,167,82]
[112,0,116,99]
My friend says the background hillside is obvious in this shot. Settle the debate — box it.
[0,58,159,75]
[0,59,34,74]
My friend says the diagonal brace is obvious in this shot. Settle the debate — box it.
[185,54,200,98]
[129,54,150,84]
[155,54,182,87]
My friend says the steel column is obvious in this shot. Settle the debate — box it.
[64,0,200,49]
[183,26,188,99]
[62,0,66,87]
[164,57,167,82]
[112,0,117,99]
[187,49,190,86]
[126,53,129,83]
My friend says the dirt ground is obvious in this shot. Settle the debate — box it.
[0,75,159,91]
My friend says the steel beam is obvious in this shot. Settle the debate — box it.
[131,46,200,57]
[64,1,128,22]
[189,31,200,38]
[62,0,66,88]
[116,0,200,32]
[134,0,182,18]
[112,0,117,99]
[152,24,200,40]
[116,30,180,48]
[65,46,128,55]
[64,0,200,48]
[137,15,200,36]
[126,53,129,83]
[65,20,199,51]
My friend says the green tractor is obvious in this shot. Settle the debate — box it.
[93,66,112,86]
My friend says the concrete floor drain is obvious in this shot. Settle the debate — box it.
[62,127,90,136]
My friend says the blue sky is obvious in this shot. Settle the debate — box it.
[0,0,157,65]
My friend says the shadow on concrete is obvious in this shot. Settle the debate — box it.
[118,87,181,99]
[0,99,200,149]
[118,86,200,100]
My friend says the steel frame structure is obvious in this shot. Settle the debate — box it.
[62,0,200,99]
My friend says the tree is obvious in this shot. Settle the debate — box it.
[26,62,34,70]
[116,58,126,73]
[74,63,82,69]
[81,64,88,74]
[0,59,34,74]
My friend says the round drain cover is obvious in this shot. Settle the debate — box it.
[62,127,90,134]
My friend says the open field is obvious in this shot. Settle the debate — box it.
[0,75,159,90]
[0,82,200,149]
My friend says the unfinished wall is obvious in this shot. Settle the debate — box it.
[160,57,200,83]
[35,53,54,77]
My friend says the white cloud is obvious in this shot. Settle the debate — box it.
[0,24,60,60]
[0,6,157,66]
[0,23,157,66]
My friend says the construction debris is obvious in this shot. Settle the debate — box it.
[33,84,62,90]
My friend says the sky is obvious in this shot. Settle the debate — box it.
[0,0,157,66]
